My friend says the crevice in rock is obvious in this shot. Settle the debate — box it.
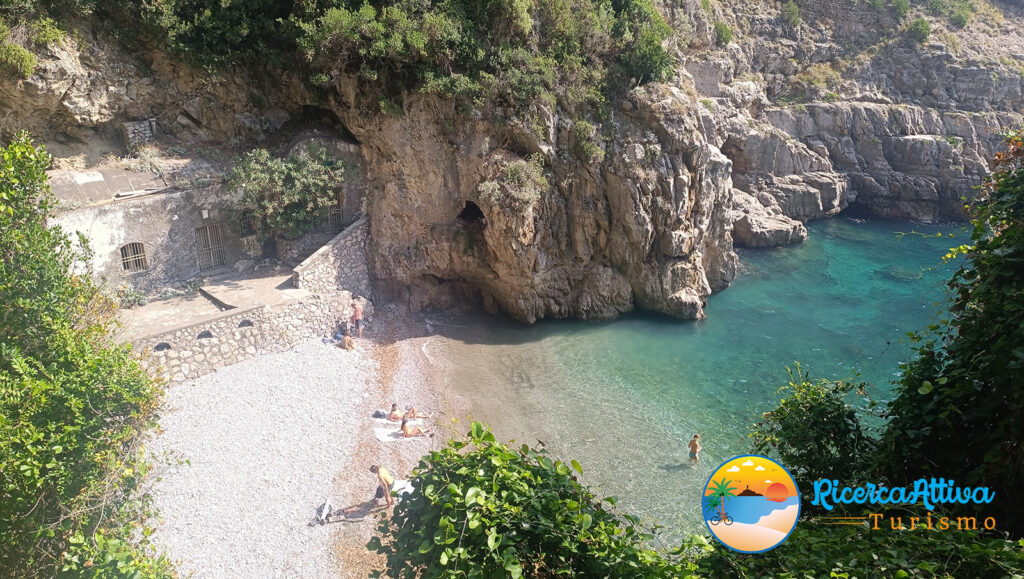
[457,201,485,224]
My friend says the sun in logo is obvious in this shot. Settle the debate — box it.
[702,455,800,553]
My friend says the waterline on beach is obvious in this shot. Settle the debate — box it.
[428,218,961,542]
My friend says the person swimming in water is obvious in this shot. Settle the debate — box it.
[688,434,701,463]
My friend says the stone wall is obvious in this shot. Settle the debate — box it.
[277,231,339,265]
[292,217,371,298]
[133,290,360,384]
[52,186,248,293]
[120,119,157,149]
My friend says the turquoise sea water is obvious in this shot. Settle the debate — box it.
[429,217,962,542]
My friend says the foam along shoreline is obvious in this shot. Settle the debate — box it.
[708,504,798,552]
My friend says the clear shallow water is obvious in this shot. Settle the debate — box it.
[427,218,962,543]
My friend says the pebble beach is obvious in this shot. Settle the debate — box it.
[146,309,449,577]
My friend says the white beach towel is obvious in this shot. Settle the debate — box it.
[372,417,424,426]
[374,427,420,442]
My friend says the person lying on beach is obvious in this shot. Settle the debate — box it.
[369,464,395,507]
[401,417,428,438]
[387,403,431,421]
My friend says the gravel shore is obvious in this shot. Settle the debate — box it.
[146,309,449,577]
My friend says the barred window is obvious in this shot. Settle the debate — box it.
[120,243,148,273]
[239,210,255,237]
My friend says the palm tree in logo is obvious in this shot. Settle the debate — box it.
[706,478,737,525]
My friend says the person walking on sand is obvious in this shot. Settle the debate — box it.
[688,434,701,464]
[370,465,395,507]
[350,299,365,339]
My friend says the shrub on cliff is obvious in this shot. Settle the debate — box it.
[478,154,550,213]
[780,0,801,28]
[299,0,675,112]
[0,133,171,576]
[713,20,732,45]
[892,0,910,20]
[907,17,932,42]
[229,144,344,241]
[879,130,1024,532]
[571,120,605,165]
[367,422,705,578]
[0,41,36,78]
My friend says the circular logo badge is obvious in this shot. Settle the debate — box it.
[702,455,800,553]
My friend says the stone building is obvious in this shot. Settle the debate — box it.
[49,137,367,294]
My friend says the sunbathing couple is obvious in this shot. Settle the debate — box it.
[388,403,430,438]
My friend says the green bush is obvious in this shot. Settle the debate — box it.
[621,26,676,86]
[748,364,877,494]
[892,0,910,20]
[308,71,330,87]
[780,0,800,27]
[28,17,65,46]
[950,1,972,27]
[367,422,704,578]
[229,144,344,240]
[0,41,37,78]
[879,131,1024,533]
[0,133,171,576]
[869,0,885,11]
[907,17,931,42]
[926,0,949,16]
[570,120,604,164]
[700,0,711,13]
[713,20,731,45]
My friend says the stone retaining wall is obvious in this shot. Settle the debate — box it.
[133,291,358,384]
[292,217,371,298]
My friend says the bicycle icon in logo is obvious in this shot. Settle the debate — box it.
[708,512,734,526]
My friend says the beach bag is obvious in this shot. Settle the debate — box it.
[372,409,387,419]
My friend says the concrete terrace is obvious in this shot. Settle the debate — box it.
[114,265,309,343]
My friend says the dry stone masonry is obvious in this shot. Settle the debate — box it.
[132,290,369,384]
[292,218,371,298]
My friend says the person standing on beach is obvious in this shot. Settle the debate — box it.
[370,465,394,507]
[350,299,364,339]
[688,434,701,464]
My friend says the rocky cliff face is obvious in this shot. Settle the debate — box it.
[675,0,1023,223]
[0,29,308,160]
[2,1,1022,322]
[329,81,737,321]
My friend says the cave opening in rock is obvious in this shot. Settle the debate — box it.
[458,201,485,224]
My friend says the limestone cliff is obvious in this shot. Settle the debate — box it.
[2,1,1022,322]
[329,81,737,321]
